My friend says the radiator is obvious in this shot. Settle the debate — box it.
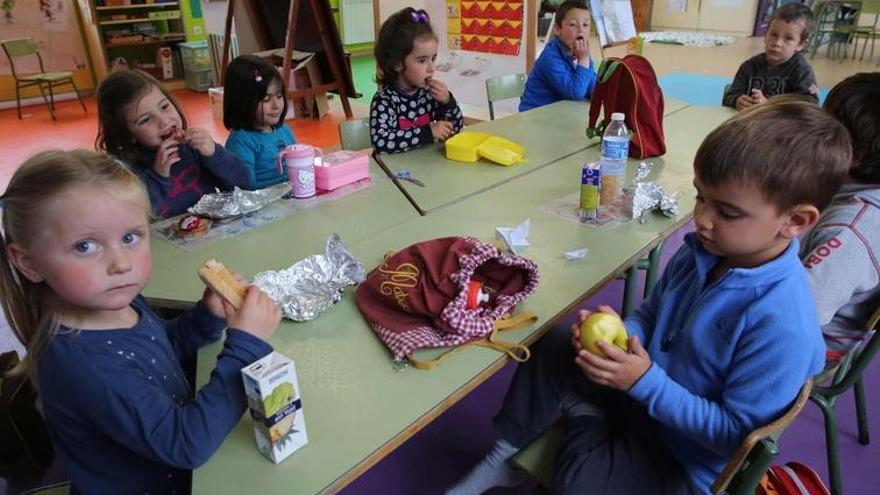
[341,0,375,44]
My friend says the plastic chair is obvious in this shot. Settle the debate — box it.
[712,379,813,494]
[809,1,862,60]
[338,118,371,151]
[512,380,813,494]
[851,0,880,60]
[485,73,526,120]
[0,38,87,120]
[809,306,880,495]
[620,242,664,318]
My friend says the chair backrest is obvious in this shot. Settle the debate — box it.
[338,117,371,151]
[485,73,526,120]
[813,1,861,28]
[0,38,45,77]
[711,378,814,495]
[821,305,880,395]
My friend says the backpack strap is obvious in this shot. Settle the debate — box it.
[586,59,622,139]
[406,311,537,370]
[493,310,538,331]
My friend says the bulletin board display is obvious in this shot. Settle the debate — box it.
[446,1,524,55]
[375,0,532,116]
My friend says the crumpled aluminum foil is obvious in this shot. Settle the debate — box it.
[252,234,365,321]
[626,162,680,223]
[189,187,285,219]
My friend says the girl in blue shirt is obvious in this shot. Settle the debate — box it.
[0,149,281,494]
[520,1,597,112]
[224,55,297,189]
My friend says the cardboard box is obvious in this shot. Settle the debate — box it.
[208,87,223,121]
[253,49,329,120]
[241,352,308,464]
[292,56,330,120]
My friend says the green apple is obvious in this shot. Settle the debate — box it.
[579,312,628,357]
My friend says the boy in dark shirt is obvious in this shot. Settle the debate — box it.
[722,4,818,110]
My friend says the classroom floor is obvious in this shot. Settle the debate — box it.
[1,35,879,494]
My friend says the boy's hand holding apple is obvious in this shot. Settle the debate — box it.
[570,306,651,391]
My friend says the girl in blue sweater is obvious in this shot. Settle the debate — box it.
[520,1,597,112]
[97,70,251,219]
[224,55,297,189]
[0,150,280,494]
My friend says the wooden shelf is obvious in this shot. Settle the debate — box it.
[96,2,178,10]
[99,17,163,25]
[106,35,185,47]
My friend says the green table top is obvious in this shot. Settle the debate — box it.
[186,105,735,495]
[374,97,690,215]
[145,161,418,303]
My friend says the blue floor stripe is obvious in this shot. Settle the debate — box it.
[658,71,830,107]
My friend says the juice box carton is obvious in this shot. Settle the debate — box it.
[241,352,308,463]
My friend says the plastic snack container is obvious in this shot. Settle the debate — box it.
[315,150,370,190]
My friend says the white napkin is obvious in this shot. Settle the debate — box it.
[495,219,531,255]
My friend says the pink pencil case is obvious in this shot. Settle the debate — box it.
[314,150,370,191]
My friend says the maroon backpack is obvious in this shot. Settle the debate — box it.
[587,54,666,159]
[355,237,539,369]
[757,462,831,495]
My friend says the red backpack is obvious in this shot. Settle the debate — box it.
[587,54,666,159]
[355,237,539,369]
[756,462,831,495]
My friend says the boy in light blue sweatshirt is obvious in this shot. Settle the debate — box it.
[519,1,597,112]
[447,98,852,495]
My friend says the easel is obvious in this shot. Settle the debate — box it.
[219,0,353,118]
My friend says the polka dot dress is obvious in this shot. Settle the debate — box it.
[369,85,464,155]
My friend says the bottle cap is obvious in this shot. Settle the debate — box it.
[466,280,490,310]
[611,112,625,121]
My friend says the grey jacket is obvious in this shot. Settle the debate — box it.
[722,52,818,108]
[800,183,880,360]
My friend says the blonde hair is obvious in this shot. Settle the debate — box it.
[0,150,148,373]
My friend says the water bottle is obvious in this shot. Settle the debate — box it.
[599,112,629,207]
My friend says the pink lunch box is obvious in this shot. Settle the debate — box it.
[314,150,370,191]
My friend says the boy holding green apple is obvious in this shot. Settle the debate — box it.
[447,98,850,495]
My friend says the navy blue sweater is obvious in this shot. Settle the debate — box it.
[136,143,251,218]
[38,296,272,495]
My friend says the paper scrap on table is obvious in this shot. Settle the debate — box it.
[496,219,530,255]
[564,248,589,260]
